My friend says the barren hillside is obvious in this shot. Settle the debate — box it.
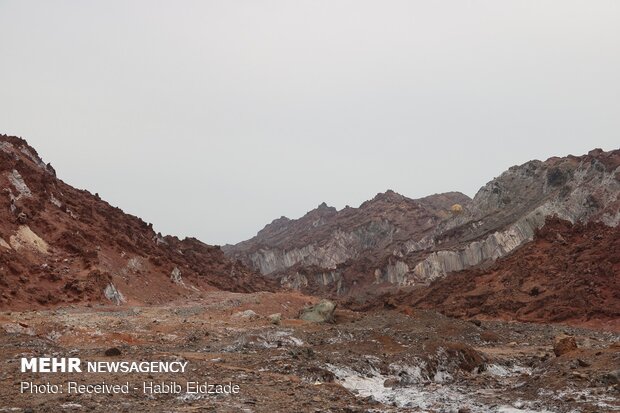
[0,135,272,309]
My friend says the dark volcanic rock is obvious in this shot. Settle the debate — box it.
[104,347,122,357]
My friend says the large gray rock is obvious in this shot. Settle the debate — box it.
[170,267,183,284]
[104,283,125,306]
[299,300,336,323]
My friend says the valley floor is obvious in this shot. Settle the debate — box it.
[0,291,618,412]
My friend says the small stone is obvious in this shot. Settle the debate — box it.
[480,331,500,342]
[383,378,399,388]
[268,313,282,325]
[104,347,122,357]
[600,370,620,385]
[233,310,259,320]
[554,335,578,356]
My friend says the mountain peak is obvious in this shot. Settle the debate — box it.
[369,189,406,203]
[314,202,337,214]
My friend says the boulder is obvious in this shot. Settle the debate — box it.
[268,313,282,325]
[299,299,336,323]
[104,347,122,357]
[104,283,125,306]
[170,267,182,284]
[479,331,500,343]
[17,212,28,224]
[554,335,578,356]
[383,378,399,388]
[233,310,259,320]
[600,370,620,385]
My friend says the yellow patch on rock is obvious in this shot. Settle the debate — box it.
[9,225,49,254]
[0,237,11,249]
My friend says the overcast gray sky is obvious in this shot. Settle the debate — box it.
[1,1,619,245]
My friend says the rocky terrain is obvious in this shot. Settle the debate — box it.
[225,149,620,305]
[0,134,272,310]
[1,292,619,413]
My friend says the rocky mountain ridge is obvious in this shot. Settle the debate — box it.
[412,148,620,281]
[222,190,471,294]
[225,148,620,298]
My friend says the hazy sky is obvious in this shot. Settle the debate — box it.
[1,1,619,245]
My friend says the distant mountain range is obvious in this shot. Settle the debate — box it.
[224,147,620,326]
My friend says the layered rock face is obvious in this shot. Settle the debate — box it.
[410,148,620,282]
[0,135,271,309]
[226,148,620,296]
[223,190,471,294]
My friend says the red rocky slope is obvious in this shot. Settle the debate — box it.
[374,217,620,329]
[0,134,272,309]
